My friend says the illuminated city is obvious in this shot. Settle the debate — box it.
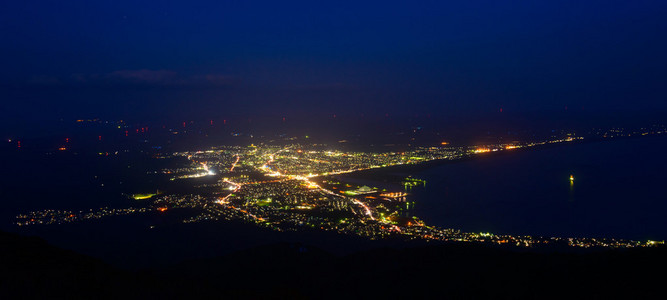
[3,1,667,297]
[15,133,664,249]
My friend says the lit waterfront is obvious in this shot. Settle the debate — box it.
[15,134,666,249]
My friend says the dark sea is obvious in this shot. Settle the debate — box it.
[409,136,667,241]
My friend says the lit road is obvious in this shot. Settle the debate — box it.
[229,154,240,172]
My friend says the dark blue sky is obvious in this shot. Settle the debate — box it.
[2,1,667,123]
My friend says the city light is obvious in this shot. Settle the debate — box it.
[14,135,661,250]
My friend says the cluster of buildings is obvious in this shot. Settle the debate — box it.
[15,135,663,249]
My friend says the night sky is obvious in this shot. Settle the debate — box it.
[2,1,667,125]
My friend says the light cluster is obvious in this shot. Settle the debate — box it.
[15,134,664,249]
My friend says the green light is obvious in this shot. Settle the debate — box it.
[132,193,156,200]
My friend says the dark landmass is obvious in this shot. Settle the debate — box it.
[4,110,666,154]
[2,230,664,299]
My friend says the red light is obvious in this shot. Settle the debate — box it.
[17,141,21,148]
[125,131,128,137]
[210,120,214,125]
[183,122,186,128]
[223,119,227,125]
[65,138,69,143]
[98,135,102,141]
